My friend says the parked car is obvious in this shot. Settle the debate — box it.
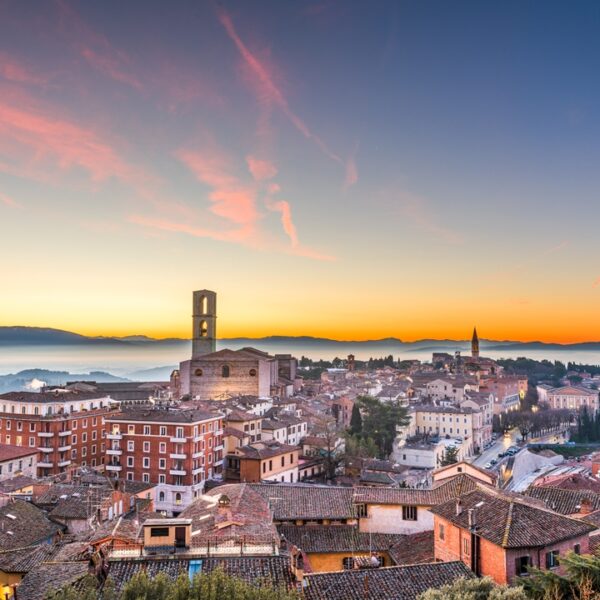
[484,462,493,469]
[498,451,507,458]
[490,458,498,465]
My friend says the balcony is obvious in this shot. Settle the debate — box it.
[58,430,71,437]
[193,435,204,443]
[57,459,71,468]
[170,452,187,460]
[214,429,224,436]
[58,444,71,452]
[107,448,122,456]
[107,433,122,440]
[169,468,187,476]
[214,444,224,452]
[38,446,54,453]
[192,466,204,475]
[37,431,54,438]
[106,463,122,472]
[192,451,204,459]
[37,461,54,468]
[213,459,224,467]
[170,436,186,444]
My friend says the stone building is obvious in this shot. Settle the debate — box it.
[176,289,299,401]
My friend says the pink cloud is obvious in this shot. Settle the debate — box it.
[80,46,142,90]
[593,278,600,289]
[344,143,359,189]
[0,52,47,86]
[0,89,154,193]
[176,149,259,228]
[0,192,21,209]
[267,199,298,247]
[246,155,277,181]
[218,9,344,166]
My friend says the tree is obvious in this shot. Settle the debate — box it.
[45,575,98,600]
[418,576,527,600]
[519,550,600,600]
[355,395,410,458]
[349,403,363,435]
[439,445,459,466]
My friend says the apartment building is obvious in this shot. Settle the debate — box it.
[226,441,300,483]
[0,444,38,481]
[0,390,114,476]
[547,386,599,412]
[104,408,224,515]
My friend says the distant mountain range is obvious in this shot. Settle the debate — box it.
[2,326,600,351]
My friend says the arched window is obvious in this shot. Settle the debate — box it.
[199,320,208,337]
[159,491,165,502]
[222,365,230,378]
[194,368,203,377]
[249,368,257,377]
[175,492,182,505]
[200,295,208,314]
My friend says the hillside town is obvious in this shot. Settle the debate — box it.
[0,290,599,599]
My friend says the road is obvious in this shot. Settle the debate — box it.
[469,428,568,470]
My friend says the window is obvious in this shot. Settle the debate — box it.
[82,447,87,457]
[127,457,134,467]
[29,423,35,432]
[158,491,165,502]
[545,550,560,569]
[150,527,169,537]
[281,456,285,467]
[72,421,77,430]
[222,365,230,378]
[29,436,35,447]
[82,432,87,443]
[159,442,166,453]
[515,556,531,576]
[402,506,417,521]
[249,368,257,377]
[128,425,135,434]
[199,320,208,337]
[143,441,150,453]
[439,523,445,540]
[355,503,368,518]
[176,427,184,439]
[574,544,581,555]
[159,458,166,469]
[92,430,97,440]
[143,457,150,468]
[72,435,77,444]
[143,426,150,435]
[82,419,87,428]
[342,557,354,570]
[143,473,150,483]
[462,537,470,556]
[159,474,166,484]
[16,421,22,431]
[160,427,166,436]
[175,493,182,505]
[127,472,134,481]
[92,445,96,455]
[127,440,135,452]
[194,369,203,377]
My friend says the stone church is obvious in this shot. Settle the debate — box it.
[174,290,298,401]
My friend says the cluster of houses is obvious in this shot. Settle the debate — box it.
[0,293,599,598]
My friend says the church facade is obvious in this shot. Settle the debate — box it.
[175,290,298,401]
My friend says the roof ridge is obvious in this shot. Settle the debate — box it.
[501,501,514,548]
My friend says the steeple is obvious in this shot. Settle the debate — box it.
[471,327,480,358]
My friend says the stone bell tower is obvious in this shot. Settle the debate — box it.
[192,290,217,358]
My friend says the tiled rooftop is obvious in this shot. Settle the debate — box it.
[303,560,473,600]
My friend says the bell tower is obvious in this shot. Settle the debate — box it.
[471,327,480,358]
[192,290,217,358]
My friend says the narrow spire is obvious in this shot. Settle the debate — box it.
[471,327,480,358]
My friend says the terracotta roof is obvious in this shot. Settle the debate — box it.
[107,555,295,593]
[303,561,473,600]
[16,560,90,600]
[106,408,219,423]
[0,444,38,462]
[430,489,596,548]
[236,441,299,460]
[179,484,278,543]
[0,499,64,550]
[387,531,434,565]
[249,484,355,520]
[0,543,59,573]
[0,390,108,403]
[525,486,600,515]
[278,525,405,554]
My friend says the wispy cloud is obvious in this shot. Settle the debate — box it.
[0,52,47,86]
[0,87,154,193]
[246,155,277,181]
[0,192,21,209]
[79,46,142,90]
[218,8,354,180]
[344,142,359,189]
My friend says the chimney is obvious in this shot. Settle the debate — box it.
[580,498,592,515]
[456,499,463,516]
[467,508,475,530]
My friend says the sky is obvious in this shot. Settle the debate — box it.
[1,1,600,343]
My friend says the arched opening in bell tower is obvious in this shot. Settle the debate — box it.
[199,320,208,337]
